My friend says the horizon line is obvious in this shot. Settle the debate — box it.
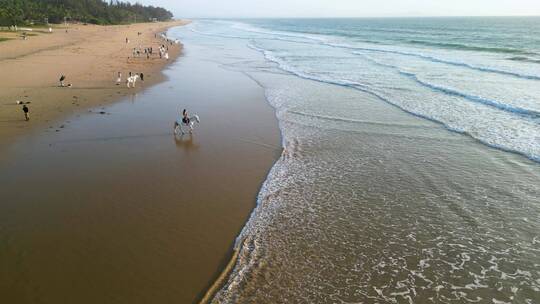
[175,14,540,19]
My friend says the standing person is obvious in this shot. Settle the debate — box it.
[22,104,29,121]
[126,37,129,44]
[116,72,122,85]
[59,75,66,87]
[140,73,144,82]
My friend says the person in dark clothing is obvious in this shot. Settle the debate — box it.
[182,109,190,124]
[140,73,144,81]
[22,105,29,121]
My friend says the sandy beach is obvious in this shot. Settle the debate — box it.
[2,16,539,304]
[0,23,282,303]
[0,20,187,148]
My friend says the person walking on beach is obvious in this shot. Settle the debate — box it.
[116,72,122,85]
[140,73,144,82]
[22,104,29,121]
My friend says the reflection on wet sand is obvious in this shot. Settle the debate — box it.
[174,133,199,151]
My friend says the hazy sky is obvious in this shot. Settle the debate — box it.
[132,0,540,18]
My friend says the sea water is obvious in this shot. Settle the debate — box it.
[169,18,540,303]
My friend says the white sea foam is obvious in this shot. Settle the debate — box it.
[171,19,540,304]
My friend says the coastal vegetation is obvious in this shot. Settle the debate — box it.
[0,0,174,26]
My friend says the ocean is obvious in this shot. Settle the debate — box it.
[169,18,540,303]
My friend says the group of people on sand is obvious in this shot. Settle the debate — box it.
[158,44,169,60]
[126,31,178,61]
[129,44,169,60]
[161,33,180,46]
[132,46,156,59]
[18,30,178,122]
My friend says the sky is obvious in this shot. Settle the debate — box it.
[132,0,540,18]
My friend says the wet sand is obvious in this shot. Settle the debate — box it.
[0,33,281,303]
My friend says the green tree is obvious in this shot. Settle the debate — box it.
[0,0,174,26]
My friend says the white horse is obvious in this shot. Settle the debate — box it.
[174,115,200,134]
[126,74,140,88]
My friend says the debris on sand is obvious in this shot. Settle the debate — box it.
[88,110,110,115]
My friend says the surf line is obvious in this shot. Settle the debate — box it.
[198,238,246,304]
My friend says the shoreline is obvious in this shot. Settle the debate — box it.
[198,243,242,304]
[0,20,188,150]
[0,27,283,303]
[3,17,538,304]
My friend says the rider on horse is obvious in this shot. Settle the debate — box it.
[182,109,190,125]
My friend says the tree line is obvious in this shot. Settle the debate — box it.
[0,0,174,26]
